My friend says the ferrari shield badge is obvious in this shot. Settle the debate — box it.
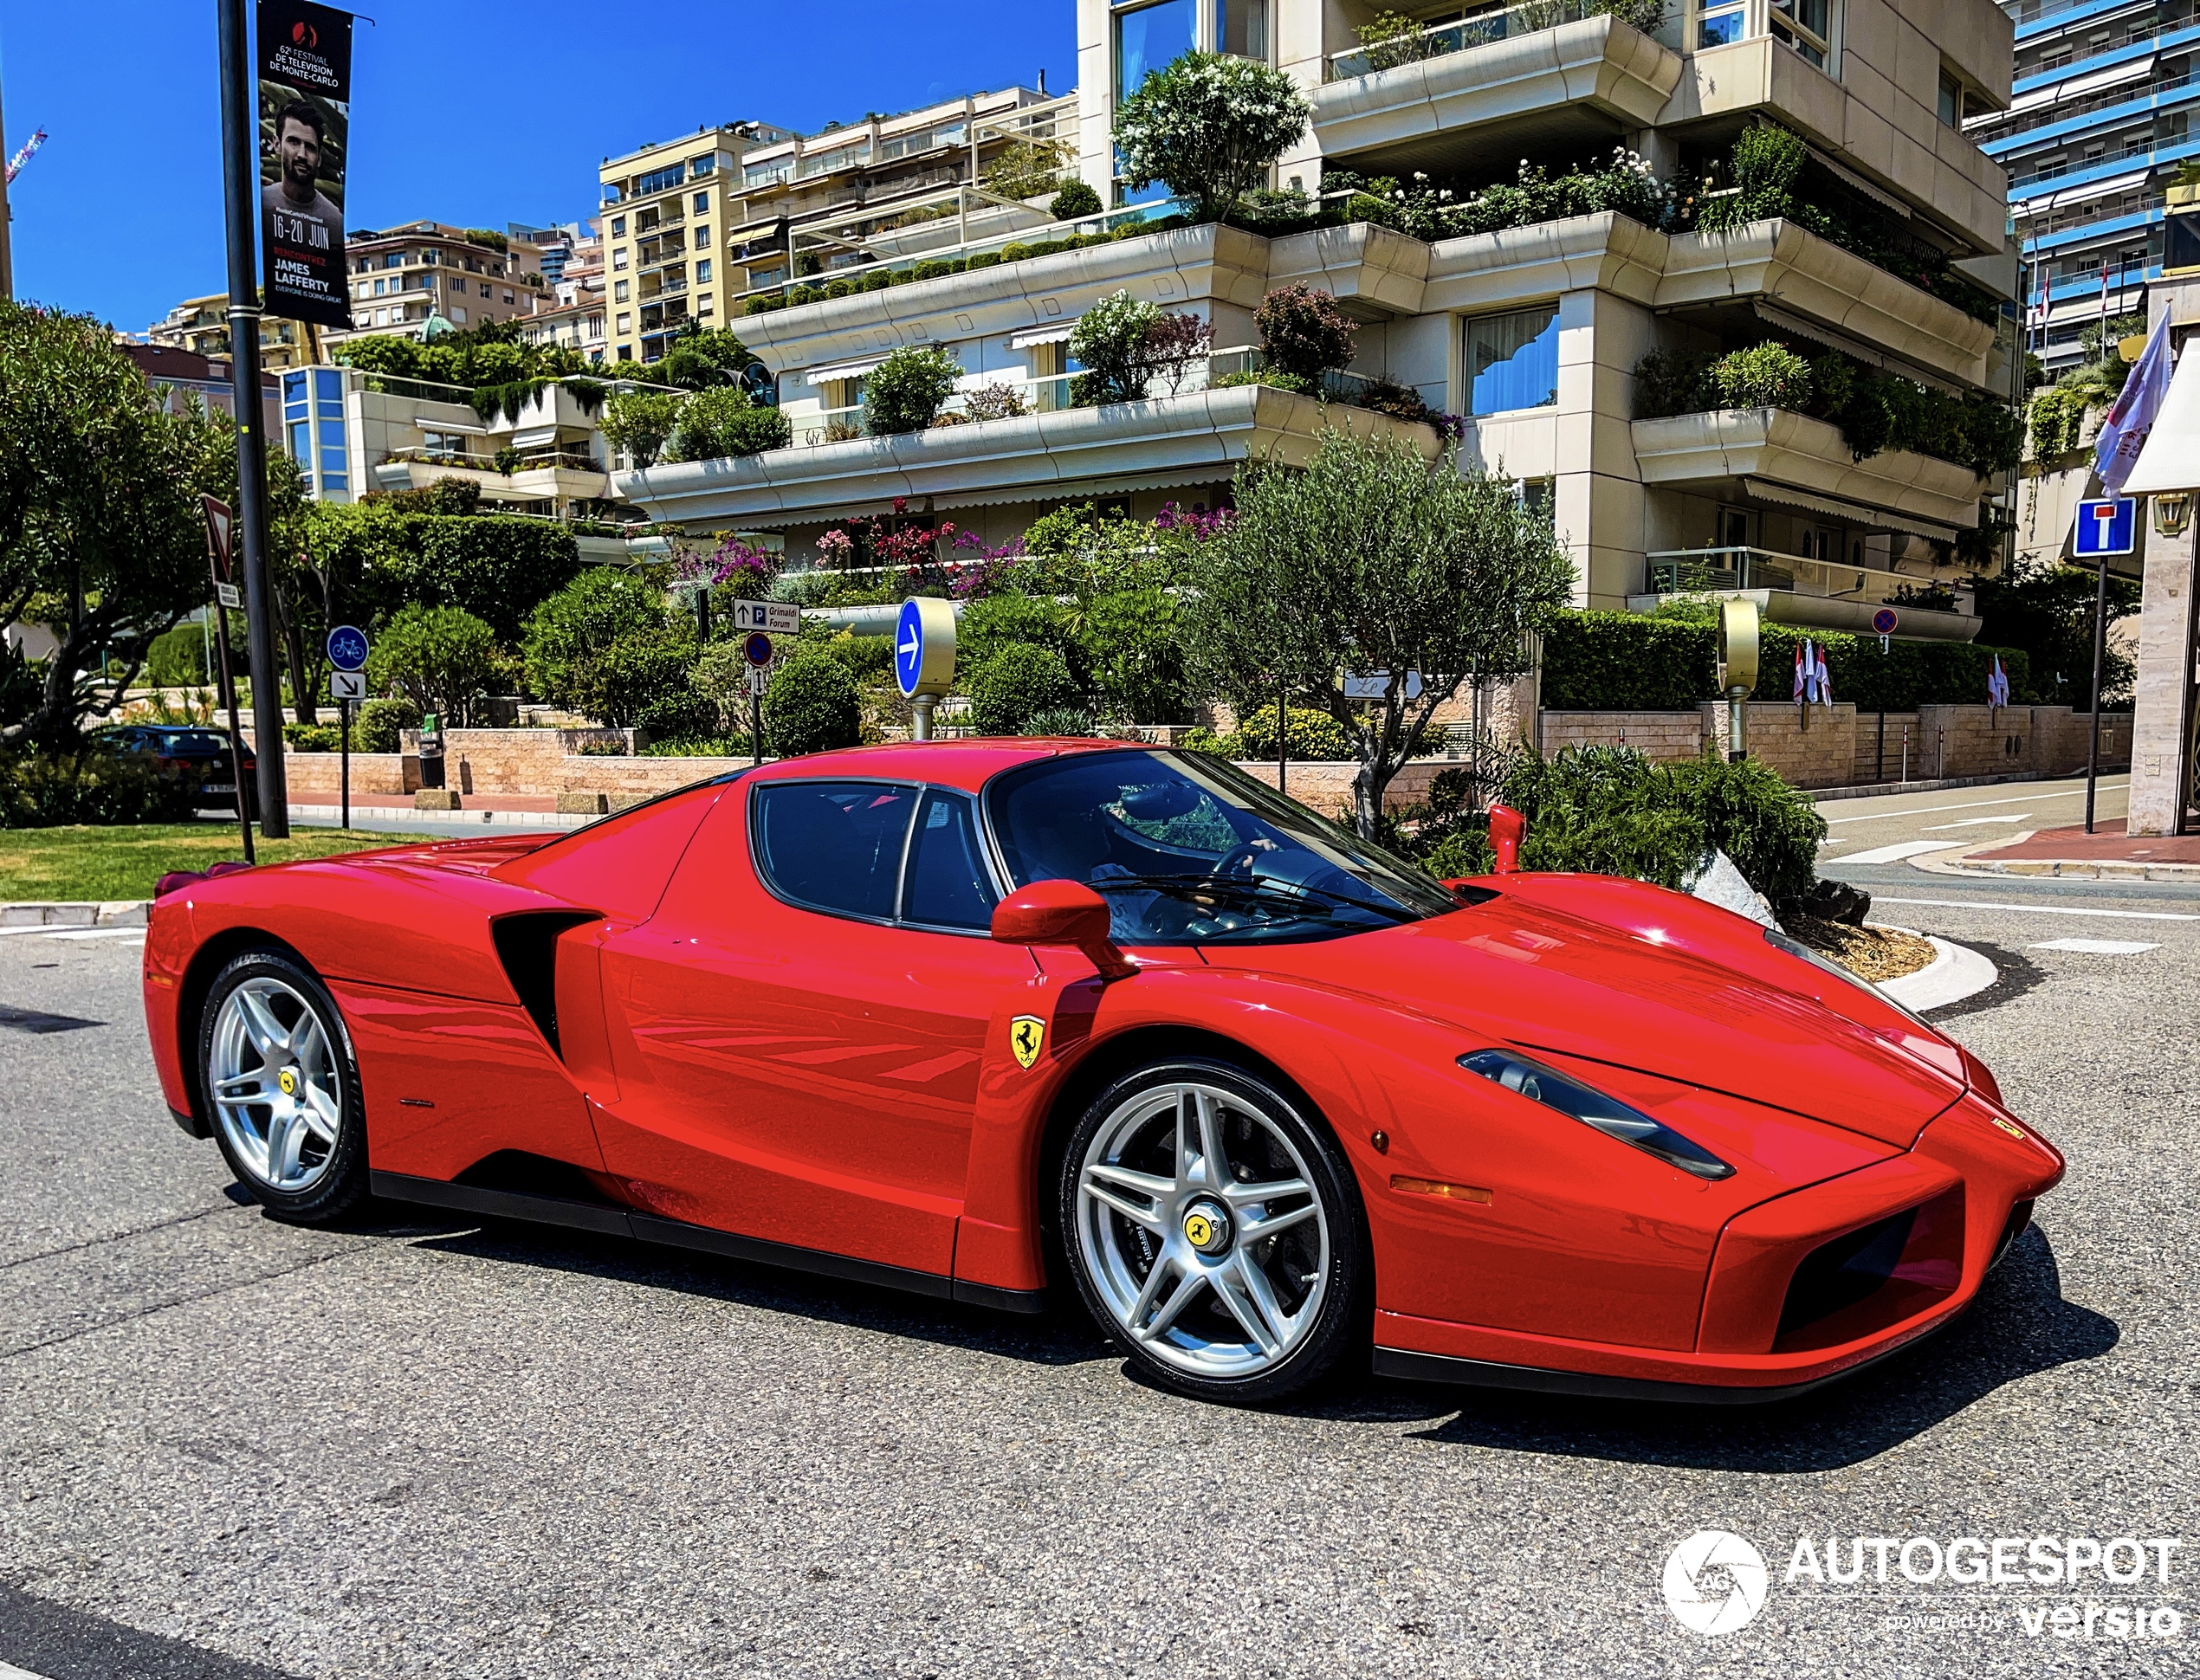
[1009,1015,1046,1070]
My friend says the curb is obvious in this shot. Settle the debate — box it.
[1809,772,2075,804]
[288,804,588,830]
[1877,930,1998,1012]
[0,901,150,929]
[1911,831,2200,882]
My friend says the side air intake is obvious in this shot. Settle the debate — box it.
[489,912,600,1056]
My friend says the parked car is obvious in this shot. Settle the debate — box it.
[94,724,256,813]
[139,741,2061,1407]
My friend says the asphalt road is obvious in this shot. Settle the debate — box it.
[2,786,2196,1679]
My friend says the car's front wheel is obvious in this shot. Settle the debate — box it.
[1060,1056,1369,1405]
[198,948,367,1223]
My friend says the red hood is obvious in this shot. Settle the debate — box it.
[1239,887,1964,1149]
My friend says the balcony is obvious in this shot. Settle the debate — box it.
[1630,407,1989,534]
[1630,546,1981,640]
[616,384,1442,528]
[372,449,612,507]
[1311,4,1682,174]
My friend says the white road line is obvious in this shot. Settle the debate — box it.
[1825,785,2129,824]
[2029,939,2161,954]
[41,928,145,943]
[1876,896,2200,922]
[1832,840,1970,864]
[1920,815,2029,830]
[0,1661,57,1680]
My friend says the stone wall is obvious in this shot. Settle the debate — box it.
[1228,759,1449,820]
[1541,711,1703,763]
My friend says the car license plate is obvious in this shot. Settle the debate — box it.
[205,783,236,794]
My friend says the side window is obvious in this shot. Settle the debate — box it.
[752,781,916,921]
[901,790,999,930]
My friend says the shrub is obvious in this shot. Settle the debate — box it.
[354,696,422,753]
[1071,290,1163,405]
[912,260,953,282]
[522,567,673,723]
[619,627,713,739]
[1050,181,1103,221]
[1212,369,1314,394]
[1229,704,1351,761]
[601,388,685,468]
[763,651,862,755]
[1712,342,1814,410]
[1256,285,1356,381]
[963,382,1029,422]
[282,722,343,753]
[999,242,1032,264]
[1112,50,1313,223]
[1081,588,1192,723]
[0,749,199,828]
[665,388,791,461]
[863,268,894,291]
[745,295,785,316]
[145,624,210,688]
[968,643,1080,733]
[865,346,963,436]
[789,285,822,306]
[967,252,1003,271]
[1228,187,1318,235]
[824,278,855,300]
[1541,611,1719,709]
[365,604,501,725]
[1699,122,1807,232]
[957,592,1083,678]
[1142,312,1213,396]
[1022,707,1102,737]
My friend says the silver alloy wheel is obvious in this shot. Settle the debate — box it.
[208,976,344,1193]
[1075,1079,1330,1380]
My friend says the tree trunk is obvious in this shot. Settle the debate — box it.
[283,612,316,727]
[0,617,94,749]
[1353,758,1384,841]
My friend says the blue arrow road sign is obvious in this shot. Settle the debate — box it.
[326,624,370,672]
[895,598,926,698]
[2074,498,2137,559]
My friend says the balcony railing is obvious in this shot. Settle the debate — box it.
[1324,0,1666,81]
[1974,71,2197,146]
[385,447,605,475]
[1645,547,1970,610]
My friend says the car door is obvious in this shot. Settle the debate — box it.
[592,777,1035,1276]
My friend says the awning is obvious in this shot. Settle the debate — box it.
[2009,54,2155,113]
[1802,141,1910,218]
[1751,302,1965,394]
[1739,477,1964,541]
[1009,325,1075,349]
[799,355,889,386]
[2020,168,2151,210]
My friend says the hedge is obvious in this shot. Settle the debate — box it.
[1540,611,2034,711]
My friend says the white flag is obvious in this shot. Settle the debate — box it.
[2095,316,2174,493]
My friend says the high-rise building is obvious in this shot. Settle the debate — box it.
[615,0,2023,644]
[327,220,553,346]
[1968,0,2196,373]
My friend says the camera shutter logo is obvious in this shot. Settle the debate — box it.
[1663,1530,1770,1635]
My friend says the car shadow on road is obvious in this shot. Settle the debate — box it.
[1380,1227,2118,1472]
[372,1211,1117,1370]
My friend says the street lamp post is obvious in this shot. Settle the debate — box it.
[216,0,291,836]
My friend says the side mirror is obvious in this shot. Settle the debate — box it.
[991,880,1136,980]
[1487,803,1525,875]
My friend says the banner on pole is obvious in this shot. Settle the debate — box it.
[257,1,355,330]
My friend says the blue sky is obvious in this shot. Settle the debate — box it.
[0,1,1075,332]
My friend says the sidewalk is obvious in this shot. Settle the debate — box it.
[1955,824,2200,879]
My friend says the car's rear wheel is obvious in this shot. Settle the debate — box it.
[199,949,366,1223]
[1060,1057,1368,1405]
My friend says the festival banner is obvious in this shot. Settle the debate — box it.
[257,0,354,329]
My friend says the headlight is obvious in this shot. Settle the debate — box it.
[1459,1050,1735,1180]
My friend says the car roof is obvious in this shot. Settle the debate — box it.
[746,736,1144,795]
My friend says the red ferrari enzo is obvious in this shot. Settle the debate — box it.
[142,740,2061,1405]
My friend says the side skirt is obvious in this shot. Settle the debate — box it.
[368,1171,1049,1315]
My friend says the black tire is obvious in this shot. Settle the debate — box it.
[1058,1056,1369,1405]
[197,947,368,1224]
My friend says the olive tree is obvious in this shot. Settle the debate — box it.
[1182,428,1576,838]
[1111,51,1311,224]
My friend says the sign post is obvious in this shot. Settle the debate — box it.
[741,630,775,767]
[326,624,369,831]
[2074,497,2137,835]
[201,496,255,863]
[1717,598,1761,764]
[894,598,957,740]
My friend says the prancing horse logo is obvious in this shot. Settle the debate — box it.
[1009,1015,1045,1070]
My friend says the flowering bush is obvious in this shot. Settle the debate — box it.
[864,345,963,436]
[1712,342,1815,410]
[962,383,1030,422]
[1111,50,1312,223]
[1142,312,1214,395]
[1071,291,1163,405]
[1333,150,1675,242]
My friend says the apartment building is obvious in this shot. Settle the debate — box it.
[1966,0,2197,373]
[327,221,553,345]
[618,0,2022,643]
[146,291,306,370]
[596,89,1076,365]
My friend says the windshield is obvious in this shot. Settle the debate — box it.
[986,750,1479,945]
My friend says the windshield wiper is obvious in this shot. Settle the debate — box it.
[1087,870,1416,922]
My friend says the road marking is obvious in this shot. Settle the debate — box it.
[1825,785,2129,824]
[2029,938,2161,954]
[1831,840,1969,864]
[1876,895,2200,923]
[1920,815,2029,830]
[1,1661,58,1680]
[41,928,145,943]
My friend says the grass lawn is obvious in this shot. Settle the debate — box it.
[0,823,419,905]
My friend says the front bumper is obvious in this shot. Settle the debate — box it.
[1374,1093,2063,1401]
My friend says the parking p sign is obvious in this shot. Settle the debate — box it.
[2074,498,2137,559]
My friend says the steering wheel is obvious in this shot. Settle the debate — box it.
[1213,842,1266,879]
